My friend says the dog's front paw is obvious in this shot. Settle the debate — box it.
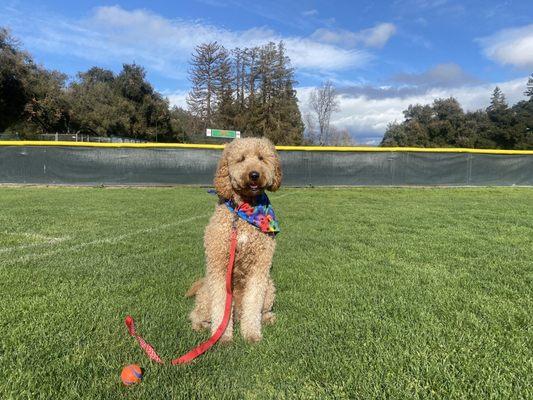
[242,331,262,343]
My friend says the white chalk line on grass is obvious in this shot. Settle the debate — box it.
[0,232,70,254]
[5,190,300,266]
[6,214,210,266]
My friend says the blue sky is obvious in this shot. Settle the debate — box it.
[1,0,532,144]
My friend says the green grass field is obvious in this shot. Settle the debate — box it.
[1,187,532,399]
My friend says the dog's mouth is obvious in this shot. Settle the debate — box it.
[248,182,262,193]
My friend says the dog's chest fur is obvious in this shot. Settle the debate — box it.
[233,217,275,285]
[206,205,276,288]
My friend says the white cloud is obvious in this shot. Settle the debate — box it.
[302,9,319,17]
[297,77,529,145]
[311,23,397,49]
[4,5,370,78]
[479,24,533,69]
[283,38,370,70]
[359,23,397,48]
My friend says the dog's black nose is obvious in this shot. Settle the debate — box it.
[249,171,260,181]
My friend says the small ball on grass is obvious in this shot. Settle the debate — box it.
[121,364,143,386]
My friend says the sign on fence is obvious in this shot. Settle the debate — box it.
[206,129,240,139]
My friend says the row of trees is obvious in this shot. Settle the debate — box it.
[1,28,192,141]
[380,79,533,149]
[187,41,304,145]
[2,25,532,148]
[1,28,305,144]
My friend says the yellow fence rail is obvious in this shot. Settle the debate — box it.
[1,140,532,155]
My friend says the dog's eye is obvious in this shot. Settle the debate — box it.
[237,155,245,163]
[258,155,264,161]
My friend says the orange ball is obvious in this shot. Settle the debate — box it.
[121,364,143,386]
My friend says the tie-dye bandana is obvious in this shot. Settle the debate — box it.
[225,193,280,235]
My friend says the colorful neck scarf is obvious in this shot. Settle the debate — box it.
[225,193,280,235]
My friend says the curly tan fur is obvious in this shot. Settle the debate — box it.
[188,137,281,343]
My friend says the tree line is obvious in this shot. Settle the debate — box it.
[0,27,304,144]
[0,27,198,142]
[2,25,533,149]
[187,41,304,145]
[380,79,533,149]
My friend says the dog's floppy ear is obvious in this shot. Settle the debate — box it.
[268,150,282,192]
[214,146,233,199]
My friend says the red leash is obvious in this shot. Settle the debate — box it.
[125,219,238,365]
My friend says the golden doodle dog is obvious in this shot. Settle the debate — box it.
[186,137,281,343]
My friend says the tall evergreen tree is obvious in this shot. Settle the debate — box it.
[242,46,261,135]
[239,42,303,144]
[232,48,246,114]
[486,86,522,149]
[213,46,235,130]
[488,86,507,112]
[270,42,304,144]
[187,42,224,131]
[254,42,277,139]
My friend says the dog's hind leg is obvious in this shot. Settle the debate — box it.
[262,277,276,325]
[185,278,204,298]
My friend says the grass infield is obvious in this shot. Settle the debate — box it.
[1,187,532,399]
